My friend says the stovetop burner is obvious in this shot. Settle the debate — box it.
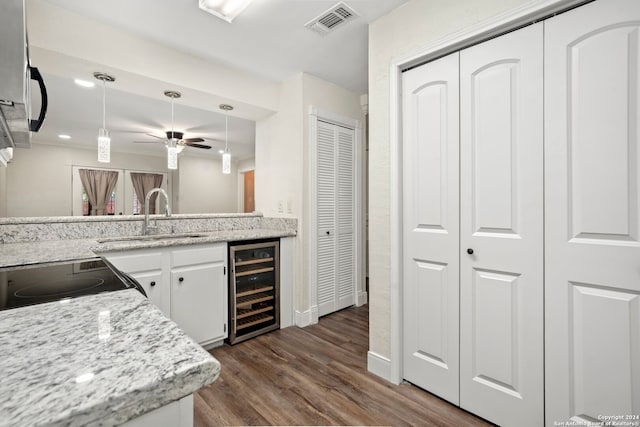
[0,259,146,311]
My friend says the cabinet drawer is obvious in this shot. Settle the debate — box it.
[105,251,163,273]
[171,244,226,267]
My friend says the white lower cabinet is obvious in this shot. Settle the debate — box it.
[103,243,227,347]
[171,245,227,346]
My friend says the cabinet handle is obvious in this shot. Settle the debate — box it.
[467,248,474,255]
[150,281,156,287]
[178,277,184,282]
[326,231,330,235]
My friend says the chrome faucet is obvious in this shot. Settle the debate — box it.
[143,188,171,235]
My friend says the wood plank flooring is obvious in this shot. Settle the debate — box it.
[195,305,492,426]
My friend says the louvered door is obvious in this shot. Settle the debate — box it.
[317,120,356,317]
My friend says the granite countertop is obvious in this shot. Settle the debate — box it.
[0,228,296,270]
[0,289,220,427]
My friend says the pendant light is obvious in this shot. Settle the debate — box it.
[219,104,233,174]
[94,72,115,163]
[164,91,182,170]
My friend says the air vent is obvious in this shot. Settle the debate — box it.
[305,2,359,36]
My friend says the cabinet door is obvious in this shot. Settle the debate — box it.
[545,0,640,424]
[104,250,168,315]
[171,262,227,345]
[401,51,460,404]
[459,23,543,427]
[129,270,165,316]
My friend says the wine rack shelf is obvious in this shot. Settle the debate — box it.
[228,239,280,344]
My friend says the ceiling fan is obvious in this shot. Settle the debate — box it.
[134,91,212,151]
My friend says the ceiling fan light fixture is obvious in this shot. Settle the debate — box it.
[198,0,254,23]
[94,72,115,163]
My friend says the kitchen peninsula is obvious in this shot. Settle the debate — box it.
[0,213,297,426]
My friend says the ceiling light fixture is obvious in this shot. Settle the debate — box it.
[164,91,182,170]
[94,72,115,163]
[219,104,233,174]
[198,0,254,23]
[74,78,95,88]
[58,134,71,140]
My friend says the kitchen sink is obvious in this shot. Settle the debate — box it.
[97,233,208,244]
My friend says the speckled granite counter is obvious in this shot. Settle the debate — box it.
[0,229,296,270]
[0,289,220,427]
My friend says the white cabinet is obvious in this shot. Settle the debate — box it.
[106,250,168,316]
[171,245,227,346]
[103,243,227,347]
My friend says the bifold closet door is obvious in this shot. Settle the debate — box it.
[402,52,460,404]
[459,22,544,427]
[545,0,640,424]
[316,120,356,317]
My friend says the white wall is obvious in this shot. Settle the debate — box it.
[3,143,239,217]
[368,0,534,360]
[255,72,364,319]
[26,0,279,118]
[4,143,167,217]
[255,73,304,307]
[176,155,238,213]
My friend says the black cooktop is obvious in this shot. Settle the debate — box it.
[0,258,145,311]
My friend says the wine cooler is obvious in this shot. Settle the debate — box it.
[228,239,280,344]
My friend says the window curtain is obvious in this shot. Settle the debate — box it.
[78,169,118,216]
[131,173,164,214]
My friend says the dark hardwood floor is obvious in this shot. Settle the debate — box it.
[195,305,492,426]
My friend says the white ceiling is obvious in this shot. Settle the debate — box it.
[29,0,408,160]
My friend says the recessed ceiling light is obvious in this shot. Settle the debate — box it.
[218,149,225,154]
[58,134,71,140]
[74,79,95,88]
[198,0,254,23]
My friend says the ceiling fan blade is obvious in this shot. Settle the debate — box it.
[184,142,212,149]
[146,133,167,140]
[182,137,205,143]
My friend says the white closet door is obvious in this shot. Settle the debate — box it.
[545,0,640,424]
[402,52,460,404]
[459,23,543,427]
[336,125,356,311]
[317,120,355,317]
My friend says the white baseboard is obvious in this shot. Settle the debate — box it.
[295,305,318,327]
[356,290,368,306]
[367,351,392,382]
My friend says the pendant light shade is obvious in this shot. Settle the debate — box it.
[94,73,115,163]
[167,141,178,170]
[165,90,182,170]
[220,104,233,174]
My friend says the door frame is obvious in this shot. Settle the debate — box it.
[308,106,364,325]
[385,0,589,384]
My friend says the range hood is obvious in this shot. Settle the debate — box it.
[0,0,47,151]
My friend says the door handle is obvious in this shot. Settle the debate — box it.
[467,248,474,255]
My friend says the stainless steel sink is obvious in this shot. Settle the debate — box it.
[97,233,207,244]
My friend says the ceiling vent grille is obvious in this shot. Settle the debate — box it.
[305,2,359,36]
